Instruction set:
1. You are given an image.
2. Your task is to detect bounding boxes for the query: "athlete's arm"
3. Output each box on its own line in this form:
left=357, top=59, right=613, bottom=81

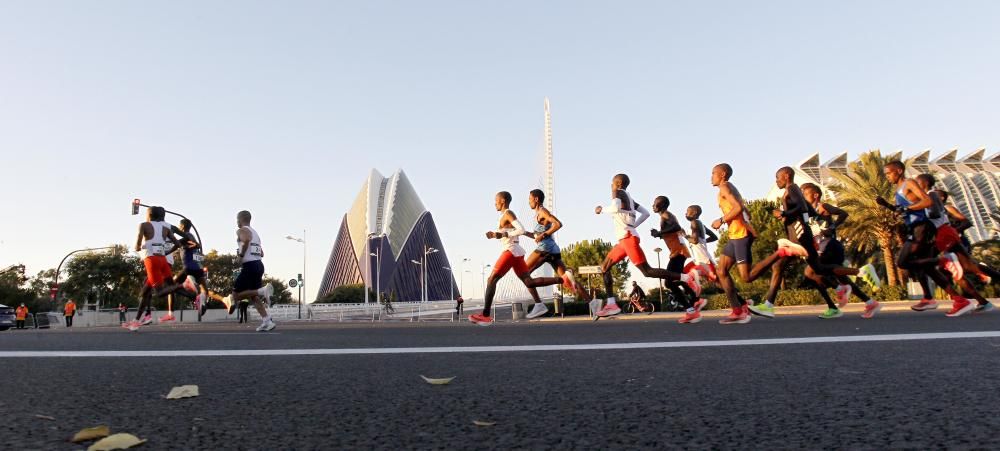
left=945, top=205, right=973, bottom=232
left=237, top=228, right=251, bottom=258
left=715, top=184, right=743, bottom=227
left=780, top=185, right=808, bottom=219
left=634, top=203, right=651, bottom=227
left=135, top=223, right=146, bottom=252
left=535, top=208, right=562, bottom=242
left=904, top=179, right=933, bottom=211
left=704, top=225, right=719, bottom=243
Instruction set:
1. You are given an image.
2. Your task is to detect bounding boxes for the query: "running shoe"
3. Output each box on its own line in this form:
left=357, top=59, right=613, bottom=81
left=256, top=318, right=277, bottom=332
left=678, top=310, right=702, bottom=324
left=818, top=308, right=843, bottom=319
left=128, top=320, right=141, bottom=332
left=911, top=299, right=938, bottom=311
left=945, top=296, right=974, bottom=317
left=140, top=313, right=153, bottom=326
left=978, top=273, right=992, bottom=285
left=747, top=302, right=775, bottom=318
left=589, top=299, right=603, bottom=321
left=684, top=270, right=702, bottom=296
left=974, top=302, right=995, bottom=314
left=159, top=313, right=176, bottom=323
left=224, top=296, right=237, bottom=314
left=835, top=284, right=852, bottom=308
left=258, top=283, right=275, bottom=306
left=858, top=263, right=882, bottom=290
left=939, top=253, right=964, bottom=282
left=776, top=239, right=808, bottom=257
left=693, top=298, right=708, bottom=312
left=468, top=313, right=494, bottom=326
left=719, top=308, right=750, bottom=325
left=596, top=303, right=622, bottom=318
left=526, top=303, right=549, bottom=319
left=861, top=301, right=882, bottom=319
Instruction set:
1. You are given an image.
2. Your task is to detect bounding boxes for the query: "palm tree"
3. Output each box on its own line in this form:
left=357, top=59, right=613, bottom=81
left=827, top=150, right=904, bottom=286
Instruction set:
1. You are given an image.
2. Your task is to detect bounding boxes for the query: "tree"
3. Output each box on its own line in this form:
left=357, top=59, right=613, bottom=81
left=202, top=250, right=242, bottom=297
left=0, top=265, right=38, bottom=312
left=319, top=284, right=372, bottom=304
left=60, top=245, right=144, bottom=309
left=560, top=239, right=631, bottom=298
left=827, top=150, right=903, bottom=286
left=262, top=276, right=294, bottom=304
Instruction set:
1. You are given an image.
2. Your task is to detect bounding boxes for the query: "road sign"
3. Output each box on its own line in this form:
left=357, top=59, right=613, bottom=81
left=578, top=265, right=603, bottom=275
left=288, top=279, right=298, bottom=288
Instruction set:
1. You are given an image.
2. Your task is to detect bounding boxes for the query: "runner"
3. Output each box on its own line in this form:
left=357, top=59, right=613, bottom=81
left=593, top=174, right=701, bottom=320
left=915, top=174, right=994, bottom=313
left=469, top=192, right=571, bottom=326
left=521, top=189, right=590, bottom=319
left=711, top=163, right=758, bottom=325
left=745, top=167, right=853, bottom=320
left=222, top=210, right=276, bottom=331
left=650, top=196, right=707, bottom=324
left=126, top=206, right=183, bottom=331
left=173, top=219, right=212, bottom=318
left=684, top=205, right=718, bottom=283
left=801, top=183, right=883, bottom=319
left=879, top=161, right=972, bottom=317
left=939, top=190, right=1000, bottom=293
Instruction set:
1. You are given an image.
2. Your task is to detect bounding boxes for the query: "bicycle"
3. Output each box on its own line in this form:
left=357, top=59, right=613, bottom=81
left=625, top=294, right=656, bottom=314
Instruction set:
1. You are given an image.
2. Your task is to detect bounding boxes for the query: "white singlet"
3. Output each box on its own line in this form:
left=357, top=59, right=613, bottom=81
left=238, top=226, right=264, bottom=263
left=604, top=191, right=650, bottom=240
left=498, top=209, right=526, bottom=258
left=141, top=221, right=168, bottom=259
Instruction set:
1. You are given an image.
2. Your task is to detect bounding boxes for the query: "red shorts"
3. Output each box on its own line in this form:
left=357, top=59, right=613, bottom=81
left=144, top=256, right=173, bottom=288
left=935, top=224, right=961, bottom=253
left=492, top=251, right=530, bottom=278
left=608, top=234, right=647, bottom=266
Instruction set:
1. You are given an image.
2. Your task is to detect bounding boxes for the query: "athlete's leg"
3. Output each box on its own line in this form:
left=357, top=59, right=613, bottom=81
left=716, top=255, right=742, bottom=309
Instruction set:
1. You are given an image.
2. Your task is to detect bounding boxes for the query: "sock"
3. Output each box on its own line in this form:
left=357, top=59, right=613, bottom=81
left=680, top=274, right=690, bottom=283
left=865, top=299, right=875, bottom=305
left=606, top=297, right=617, bottom=306
left=686, top=307, right=695, bottom=313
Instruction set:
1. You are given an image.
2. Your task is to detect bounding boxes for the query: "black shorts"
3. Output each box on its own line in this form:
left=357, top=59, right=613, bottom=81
left=535, top=251, right=563, bottom=266
left=819, top=239, right=845, bottom=266
left=184, top=267, right=207, bottom=283
left=234, top=260, right=265, bottom=292
left=722, top=237, right=753, bottom=265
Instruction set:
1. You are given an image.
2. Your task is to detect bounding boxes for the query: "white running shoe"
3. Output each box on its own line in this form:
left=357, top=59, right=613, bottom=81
left=526, top=303, right=549, bottom=319
left=256, top=318, right=276, bottom=332
left=776, top=239, right=808, bottom=257
left=258, top=283, right=275, bottom=306
left=589, top=299, right=603, bottom=321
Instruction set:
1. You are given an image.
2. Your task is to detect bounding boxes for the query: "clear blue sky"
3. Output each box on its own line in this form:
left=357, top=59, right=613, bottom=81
left=2, top=1, right=998, bottom=300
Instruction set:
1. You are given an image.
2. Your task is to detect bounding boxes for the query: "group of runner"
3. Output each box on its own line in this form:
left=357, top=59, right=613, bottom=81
left=471, top=160, right=998, bottom=326
left=131, top=207, right=276, bottom=332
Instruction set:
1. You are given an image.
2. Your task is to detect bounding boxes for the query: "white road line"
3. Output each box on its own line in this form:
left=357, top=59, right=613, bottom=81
left=3, top=331, right=1000, bottom=358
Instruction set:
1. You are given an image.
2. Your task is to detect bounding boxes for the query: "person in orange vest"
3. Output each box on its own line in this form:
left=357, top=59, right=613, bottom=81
left=64, top=299, right=76, bottom=327
left=15, top=303, right=29, bottom=329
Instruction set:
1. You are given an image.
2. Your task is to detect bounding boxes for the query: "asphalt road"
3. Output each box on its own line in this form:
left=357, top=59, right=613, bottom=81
left=3, top=310, right=1000, bottom=450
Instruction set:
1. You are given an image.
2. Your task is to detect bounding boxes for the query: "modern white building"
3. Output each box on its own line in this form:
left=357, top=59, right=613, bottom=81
left=766, top=148, right=1000, bottom=244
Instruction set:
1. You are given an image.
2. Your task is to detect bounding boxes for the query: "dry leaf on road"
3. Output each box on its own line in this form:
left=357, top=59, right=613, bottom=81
left=34, top=414, right=56, bottom=421
left=72, top=425, right=110, bottom=443
left=87, top=433, right=146, bottom=451
left=165, top=385, right=199, bottom=400
left=420, top=375, right=455, bottom=385
left=473, top=420, right=496, bottom=427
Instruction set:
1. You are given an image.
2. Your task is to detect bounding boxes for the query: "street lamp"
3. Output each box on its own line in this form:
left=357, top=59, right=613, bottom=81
left=362, top=233, right=377, bottom=304
left=443, top=266, right=453, bottom=301
left=460, top=258, right=470, bottom=298
left=481, top=264, right=492, bottom=301
left=422, top=246, right=439, bottom=302
left=410, top=259, right=423, bottom=302
left=653, top=247, right=663, bottom=307
left=285, top=231, right=306, bottom=319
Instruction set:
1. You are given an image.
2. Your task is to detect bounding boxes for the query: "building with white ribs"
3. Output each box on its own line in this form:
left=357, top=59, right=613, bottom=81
left=766, top=148, right=1000, bottom=244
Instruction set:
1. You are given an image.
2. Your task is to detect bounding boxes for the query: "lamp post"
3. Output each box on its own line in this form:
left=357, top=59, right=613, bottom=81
left=363, top=233, right=376, bottom=304
left=423, top=246, right=439, bottom=302
left=410, top=259, right=423, bottom=302
left=285, top=232, right=306, bottom=319
left=53, top=246, right=118, bottom=302
left=481, top=264, right=492, bottom=301
left=460, top=258, right=470, bottom=297
left=443, top=266, right=453, bottom=300
left=653, top=247, right=663, bottom=307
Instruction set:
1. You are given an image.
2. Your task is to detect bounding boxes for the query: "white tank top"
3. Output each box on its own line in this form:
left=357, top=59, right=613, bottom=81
left=498, top=210, right=525, bottom=257
left=239, top=226, right=264, bottom=263
left=612, top=192, right=638, bottom=240
left=141, top=221, right=168, bottom=259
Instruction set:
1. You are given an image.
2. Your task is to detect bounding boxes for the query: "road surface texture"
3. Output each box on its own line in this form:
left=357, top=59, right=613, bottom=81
left=2, top=309, right=999, bottom=450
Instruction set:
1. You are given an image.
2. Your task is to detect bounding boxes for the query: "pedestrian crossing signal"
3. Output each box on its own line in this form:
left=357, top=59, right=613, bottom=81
left=132, top=199, right=141, bottom=215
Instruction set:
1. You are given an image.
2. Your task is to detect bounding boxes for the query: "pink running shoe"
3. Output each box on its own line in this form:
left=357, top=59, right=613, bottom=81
left=776, top=239, right=808, bottom=257
left=862, top=301, right=881, bottom=319
left=684, top=271, right=702, bottom=297
left=596, top=303, right=622, bottom=318
left=911, top=299, right=939, bottom=311
left=159, top=313, right=176, bottom=323
left=678, top=310, right=702, bottom=324
left=693, top=298, right=708, bottom=312
left=945, top=296, right=974, bottom=317
left=468, top=313, right=494, bottom=326
left=835, top=285, right=852, bottom=308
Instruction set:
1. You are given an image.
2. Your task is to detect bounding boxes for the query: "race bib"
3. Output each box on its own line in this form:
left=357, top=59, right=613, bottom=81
left=147, top=243, right=165, bottom=256
left=249, top=243, right=263, bottom=257
left=193, top=252, right=205, bottom=262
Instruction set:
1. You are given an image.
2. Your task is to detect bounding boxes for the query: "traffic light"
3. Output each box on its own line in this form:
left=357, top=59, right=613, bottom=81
left=132, top=198, right=141, bottom=215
